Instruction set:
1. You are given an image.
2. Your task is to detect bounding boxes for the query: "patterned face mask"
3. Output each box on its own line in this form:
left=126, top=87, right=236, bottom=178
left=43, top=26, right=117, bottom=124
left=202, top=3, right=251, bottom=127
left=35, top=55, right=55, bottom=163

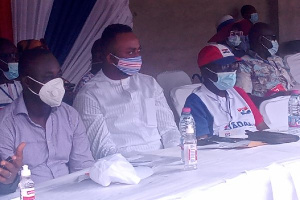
left=110, top=53, right=142, bottom=76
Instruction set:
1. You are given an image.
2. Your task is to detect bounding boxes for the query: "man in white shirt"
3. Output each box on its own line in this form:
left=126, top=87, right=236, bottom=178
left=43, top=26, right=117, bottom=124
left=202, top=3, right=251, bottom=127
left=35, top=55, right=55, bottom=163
left=0, top=38, right=22, bottom=110
left=73, top=24, right=180, bottom=159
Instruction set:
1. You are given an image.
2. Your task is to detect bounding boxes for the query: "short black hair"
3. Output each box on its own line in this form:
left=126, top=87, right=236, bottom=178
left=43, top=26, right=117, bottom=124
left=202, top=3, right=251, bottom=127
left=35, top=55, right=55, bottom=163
left=19, top=48, right=53, bottom=77
left=231, top=22, right=242, bottom=31
left=241, top=5, right=256, bottom=17
left=91, top=38, right=102, bottom=56
left=100, top=24, right=132, bottom=55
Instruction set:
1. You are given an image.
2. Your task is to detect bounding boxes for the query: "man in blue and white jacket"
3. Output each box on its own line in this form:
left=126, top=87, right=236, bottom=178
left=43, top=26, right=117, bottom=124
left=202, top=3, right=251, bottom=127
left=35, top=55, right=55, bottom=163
left=185, top=44, right=268, bottom=139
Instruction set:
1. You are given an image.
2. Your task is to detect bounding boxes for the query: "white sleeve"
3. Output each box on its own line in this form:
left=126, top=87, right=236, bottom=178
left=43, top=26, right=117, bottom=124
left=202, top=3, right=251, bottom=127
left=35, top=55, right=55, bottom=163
left=154, top=81, right=180, bottom=148
left=73, top=93, right=117, bottom=159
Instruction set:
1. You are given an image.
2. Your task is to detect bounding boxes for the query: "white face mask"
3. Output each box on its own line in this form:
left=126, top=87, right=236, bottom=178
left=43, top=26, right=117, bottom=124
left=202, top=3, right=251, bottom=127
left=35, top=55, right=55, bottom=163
left=27, top=76, right=65, bottom=107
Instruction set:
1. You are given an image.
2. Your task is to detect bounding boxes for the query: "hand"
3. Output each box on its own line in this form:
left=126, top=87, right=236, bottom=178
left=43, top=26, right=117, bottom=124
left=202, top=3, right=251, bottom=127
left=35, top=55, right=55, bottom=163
left=0, top=143, right=26, bottom=184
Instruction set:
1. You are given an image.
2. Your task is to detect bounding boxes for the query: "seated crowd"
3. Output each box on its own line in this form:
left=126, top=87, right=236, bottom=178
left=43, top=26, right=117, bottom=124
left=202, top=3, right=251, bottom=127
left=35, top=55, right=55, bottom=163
left=0, top=4, right=298, bottom=195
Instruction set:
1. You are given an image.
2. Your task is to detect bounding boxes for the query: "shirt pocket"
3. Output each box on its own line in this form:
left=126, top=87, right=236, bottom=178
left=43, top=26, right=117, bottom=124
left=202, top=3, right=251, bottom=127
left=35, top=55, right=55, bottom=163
left=143, top=98, right=157, bottom=127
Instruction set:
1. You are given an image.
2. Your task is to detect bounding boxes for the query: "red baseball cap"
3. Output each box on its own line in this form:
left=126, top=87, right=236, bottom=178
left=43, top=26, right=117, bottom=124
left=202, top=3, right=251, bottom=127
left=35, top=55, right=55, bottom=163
left=198, top=44, right=241, bottom=68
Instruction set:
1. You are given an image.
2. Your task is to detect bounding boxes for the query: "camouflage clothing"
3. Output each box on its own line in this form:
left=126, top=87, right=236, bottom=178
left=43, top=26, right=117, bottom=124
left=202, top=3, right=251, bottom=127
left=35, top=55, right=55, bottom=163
left=236, top=50, right=296, bottom=97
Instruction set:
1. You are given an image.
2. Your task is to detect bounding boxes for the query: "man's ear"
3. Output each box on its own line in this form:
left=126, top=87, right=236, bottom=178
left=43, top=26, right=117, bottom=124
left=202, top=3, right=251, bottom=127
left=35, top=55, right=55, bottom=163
left=106, top=54, right=112, bottom=64
left=106, top=53, right=118, bottom=65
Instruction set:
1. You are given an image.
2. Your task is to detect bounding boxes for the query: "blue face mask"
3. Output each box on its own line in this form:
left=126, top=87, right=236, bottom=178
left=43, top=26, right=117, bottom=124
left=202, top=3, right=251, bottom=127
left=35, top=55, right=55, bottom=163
left=261, top=36, right=279, bottom=56
left=228, top=35, right=241, bottom=47
left=207, top=68, right=236, bottom=90
left=110, top=54, right=142, bottom=76
left=250, top=13, right=259, bottom=24
left=0, top=59, right=19, bottom=80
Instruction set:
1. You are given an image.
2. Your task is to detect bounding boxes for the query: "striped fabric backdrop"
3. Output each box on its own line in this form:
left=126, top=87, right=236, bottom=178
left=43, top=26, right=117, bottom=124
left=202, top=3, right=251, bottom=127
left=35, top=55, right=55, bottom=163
left=0, top=0, right=132, bottom=85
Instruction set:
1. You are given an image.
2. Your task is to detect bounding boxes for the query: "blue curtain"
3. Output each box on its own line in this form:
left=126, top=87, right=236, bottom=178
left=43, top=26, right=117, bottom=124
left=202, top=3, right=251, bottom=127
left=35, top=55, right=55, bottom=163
left=44, top=0, right=97, bottom=65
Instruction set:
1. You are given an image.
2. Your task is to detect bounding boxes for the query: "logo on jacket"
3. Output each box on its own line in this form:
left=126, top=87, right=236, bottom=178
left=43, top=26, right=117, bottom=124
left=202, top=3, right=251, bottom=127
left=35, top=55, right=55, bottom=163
left=237, top=106, right=251, bottom=115
left=222, top=48, right=231, bottom=54
left=224, top=121, right=254, bottom=130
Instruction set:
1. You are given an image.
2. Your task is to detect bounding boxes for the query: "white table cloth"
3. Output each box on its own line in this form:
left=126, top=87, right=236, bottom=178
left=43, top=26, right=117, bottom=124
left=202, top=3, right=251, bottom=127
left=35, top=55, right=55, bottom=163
left=2, top=141, right=300, bottom=200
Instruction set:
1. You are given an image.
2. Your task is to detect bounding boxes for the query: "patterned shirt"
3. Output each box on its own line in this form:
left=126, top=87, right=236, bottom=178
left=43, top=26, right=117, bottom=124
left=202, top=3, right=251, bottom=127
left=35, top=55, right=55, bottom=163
left=0, top=95, right=94, bottom=183
left=236, top=50, right=296, bottom=97
left=73, top=70, right=180, bottom=159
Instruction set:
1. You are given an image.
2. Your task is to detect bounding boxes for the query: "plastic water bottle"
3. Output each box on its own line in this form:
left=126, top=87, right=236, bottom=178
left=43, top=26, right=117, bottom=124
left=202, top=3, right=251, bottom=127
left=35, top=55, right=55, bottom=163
left=183, top=124, right=197, bottom=170
left=288, top=90, right=300, bottom=135
left=19, top=165, right=35, bottom=200
left=179, top=107, right=196, bottom=163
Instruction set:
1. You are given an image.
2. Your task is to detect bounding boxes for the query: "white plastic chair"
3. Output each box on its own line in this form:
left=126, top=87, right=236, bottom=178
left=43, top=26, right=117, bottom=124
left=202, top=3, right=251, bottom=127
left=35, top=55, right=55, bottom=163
left=170, top=84, right=202, bottom=118
left=156, top=70, right=192, bottom=123
left=259, top=96, right=290, bottom=131
left=285, top=53, right=300, bottom=83
left=156, top=70, right=192, bottom=99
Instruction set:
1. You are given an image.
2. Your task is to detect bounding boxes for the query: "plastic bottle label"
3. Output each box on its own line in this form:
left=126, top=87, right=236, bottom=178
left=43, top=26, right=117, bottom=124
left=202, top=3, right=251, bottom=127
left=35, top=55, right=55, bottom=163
left=184, top=144, right=197, bottom=165
left=288, top=115, right=300, bottom=127
left=20, top=188, right=35, bottom=200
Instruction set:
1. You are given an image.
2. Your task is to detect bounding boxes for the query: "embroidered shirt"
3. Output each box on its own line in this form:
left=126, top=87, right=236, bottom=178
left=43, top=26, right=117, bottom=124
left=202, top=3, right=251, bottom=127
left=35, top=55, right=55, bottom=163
left=73, top=70, right=180, bottom=159
left=236, top=50, right=296, bottom=97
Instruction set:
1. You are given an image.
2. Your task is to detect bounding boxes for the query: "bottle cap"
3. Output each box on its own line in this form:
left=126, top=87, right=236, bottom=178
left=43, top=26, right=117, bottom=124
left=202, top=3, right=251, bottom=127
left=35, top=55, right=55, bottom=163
left=21, top=165, right=31, bottom=177
left=182, top=107, right=191, bottom=113
left=186, top=124, right=194, bottom=134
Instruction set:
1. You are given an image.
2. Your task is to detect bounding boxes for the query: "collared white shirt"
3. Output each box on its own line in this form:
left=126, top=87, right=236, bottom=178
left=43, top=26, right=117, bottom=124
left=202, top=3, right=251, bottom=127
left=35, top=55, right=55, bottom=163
left=73, top=71, right=180, bottom=159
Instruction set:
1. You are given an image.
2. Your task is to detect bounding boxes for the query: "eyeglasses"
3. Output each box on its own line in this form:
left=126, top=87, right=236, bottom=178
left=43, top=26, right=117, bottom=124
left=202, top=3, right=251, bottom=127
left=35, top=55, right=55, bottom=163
left=230, top=31, right=243, bottom=36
